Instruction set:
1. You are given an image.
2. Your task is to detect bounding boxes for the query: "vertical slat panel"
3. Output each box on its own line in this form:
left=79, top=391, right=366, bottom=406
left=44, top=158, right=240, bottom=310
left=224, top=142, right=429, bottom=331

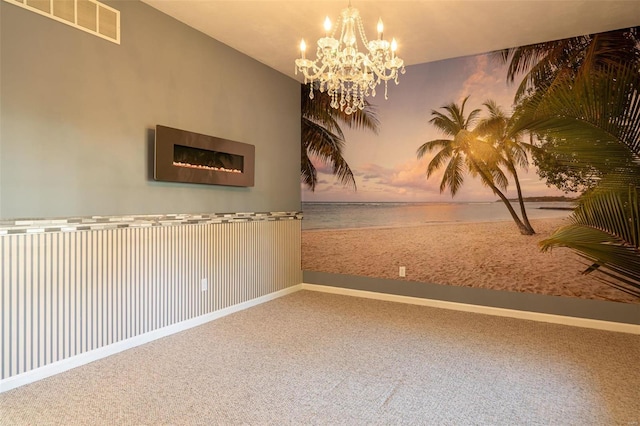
left=36, top=234, right=44, bottom=370
left=93, top=231, right=100, bottom=351
left=157, top=226, right=164, bottom=331
left=0, top=217, right=301, bottom=381
left=2, top=236, right=9, bottom=377
left=107, top=228, right=113, bottom=347
left=124, top=228, right=131, bottom=340
left=147, top=226, right=154, bottom=334
left=52, top=233, right=58, bottom=365
left=101, top=230, right=108, bottom=349
left=17, top=235, right=25, bottom=375
left=132, top=228, right=138, bottom=338
left=115, top=229, right=121, bottom=342
left=24, top=234, right=32, bottom=375
left=165, top=225, right=171, bottom=329
left=80, top=231, right=86, bottom=355
left=71, top=232, right=79, bottom=359
left=11, top=237, right=18, bottom=377
left=61, top=233, right=67, bottom=362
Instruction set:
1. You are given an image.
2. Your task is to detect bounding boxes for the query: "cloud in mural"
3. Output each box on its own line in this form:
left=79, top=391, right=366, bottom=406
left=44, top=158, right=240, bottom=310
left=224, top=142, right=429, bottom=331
left=457, top=54, right=515, bottom=112
left=357, top=157, right=441, bottom=193
left=309, top=159, right=334, bottom=175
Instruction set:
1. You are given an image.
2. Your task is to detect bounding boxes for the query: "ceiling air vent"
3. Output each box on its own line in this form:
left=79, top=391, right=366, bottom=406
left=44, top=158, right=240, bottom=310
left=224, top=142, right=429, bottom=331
left=3, top=0, right=120, bottom=44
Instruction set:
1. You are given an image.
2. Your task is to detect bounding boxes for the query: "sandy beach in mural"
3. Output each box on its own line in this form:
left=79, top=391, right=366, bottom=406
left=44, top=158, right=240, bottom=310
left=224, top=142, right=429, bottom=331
left=302, top=217, right=639, bottom=304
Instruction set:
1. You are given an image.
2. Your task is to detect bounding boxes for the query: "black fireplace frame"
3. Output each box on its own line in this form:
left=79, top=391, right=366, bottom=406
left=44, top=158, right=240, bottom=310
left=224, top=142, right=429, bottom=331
left=154, top=125, right=255, bottom=187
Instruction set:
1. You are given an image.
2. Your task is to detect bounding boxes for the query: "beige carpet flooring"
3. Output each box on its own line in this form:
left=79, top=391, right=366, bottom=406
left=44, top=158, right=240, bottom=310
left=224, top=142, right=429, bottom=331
left=1, top=290, right=639, bottom=425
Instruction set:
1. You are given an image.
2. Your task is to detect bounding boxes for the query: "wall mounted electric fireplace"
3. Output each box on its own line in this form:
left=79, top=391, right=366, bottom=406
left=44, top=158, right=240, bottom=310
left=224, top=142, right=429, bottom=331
left=154, top=125, right=255, bottom=187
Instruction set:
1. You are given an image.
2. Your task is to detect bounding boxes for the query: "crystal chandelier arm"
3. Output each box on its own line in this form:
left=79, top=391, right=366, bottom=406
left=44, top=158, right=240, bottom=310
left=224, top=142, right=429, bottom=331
left=366, top=59, right=404, bottom=81
left=296, top=59, right=331, bottom=82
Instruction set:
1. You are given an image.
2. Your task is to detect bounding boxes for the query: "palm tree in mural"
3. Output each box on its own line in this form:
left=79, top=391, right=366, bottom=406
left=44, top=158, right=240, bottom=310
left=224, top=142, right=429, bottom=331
left=496, top=28, right=638, bottom=195
left=417, top=96, right=535, bottom=235
left=512, top=61, right=640, bottom=297
left=475, top=100, right=536, bottom=233
left=506, top=30, right=640, bottom=297
left=497, top=26, right=640, bottom=102
left=301, top=84, right=379, bottom=191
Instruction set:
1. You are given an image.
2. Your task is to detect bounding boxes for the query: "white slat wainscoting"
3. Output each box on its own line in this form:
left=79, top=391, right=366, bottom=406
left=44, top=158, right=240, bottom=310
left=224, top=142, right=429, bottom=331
left=1, top=213, right=301, bottom=387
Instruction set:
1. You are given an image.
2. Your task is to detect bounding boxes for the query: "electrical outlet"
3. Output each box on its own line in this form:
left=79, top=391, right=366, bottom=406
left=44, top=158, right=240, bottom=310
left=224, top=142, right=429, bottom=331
left=399, top=266, right=406, bottom=277
left=201, top=278, right=208, bottom=291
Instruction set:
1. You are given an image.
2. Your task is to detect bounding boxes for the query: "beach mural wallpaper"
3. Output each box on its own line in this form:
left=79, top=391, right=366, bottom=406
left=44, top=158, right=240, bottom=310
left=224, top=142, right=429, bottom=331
left=301, top=26, right=640, bottom=305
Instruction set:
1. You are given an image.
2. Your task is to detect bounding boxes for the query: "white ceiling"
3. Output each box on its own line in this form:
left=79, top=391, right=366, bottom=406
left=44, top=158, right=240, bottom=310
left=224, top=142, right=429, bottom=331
left=141, top=0, right=640, bottom=80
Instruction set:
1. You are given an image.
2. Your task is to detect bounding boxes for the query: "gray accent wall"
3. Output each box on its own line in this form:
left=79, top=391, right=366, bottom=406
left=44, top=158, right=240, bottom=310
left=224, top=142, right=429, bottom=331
left=304, top=271, right=640, bottom=325
left=0, top=0, right=300, bottom=219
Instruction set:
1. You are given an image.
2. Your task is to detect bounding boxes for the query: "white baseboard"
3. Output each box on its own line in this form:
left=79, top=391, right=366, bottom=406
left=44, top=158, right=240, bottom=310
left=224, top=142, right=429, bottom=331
left=3, top=282, right=637, bottom=393
left=0, top=285, right=300, bottom=394
left=300, top=283, right=640, bottom=335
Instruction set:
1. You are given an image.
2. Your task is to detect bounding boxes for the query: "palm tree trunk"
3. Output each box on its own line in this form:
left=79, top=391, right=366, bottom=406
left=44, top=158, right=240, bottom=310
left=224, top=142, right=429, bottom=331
left=493, top=184, right=536, bottom=235
left=510, top=164, right=536, bottom=234
left=471, top=159, right=535, bottom=235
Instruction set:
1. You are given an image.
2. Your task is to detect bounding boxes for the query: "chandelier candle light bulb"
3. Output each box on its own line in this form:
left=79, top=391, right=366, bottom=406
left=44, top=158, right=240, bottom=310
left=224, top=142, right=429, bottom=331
left=300, top=39, right=306, bottom=59
left=295, top=2, right=405, bottom=114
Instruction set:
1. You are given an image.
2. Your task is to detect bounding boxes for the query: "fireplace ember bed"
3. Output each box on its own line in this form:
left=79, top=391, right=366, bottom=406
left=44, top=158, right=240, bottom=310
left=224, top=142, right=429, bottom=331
left=154, top=125, right=255, bottom=187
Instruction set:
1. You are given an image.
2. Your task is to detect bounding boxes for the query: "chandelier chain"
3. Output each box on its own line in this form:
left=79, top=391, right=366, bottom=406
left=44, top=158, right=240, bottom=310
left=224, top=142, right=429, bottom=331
left=356, top=15, right=369, bottom=47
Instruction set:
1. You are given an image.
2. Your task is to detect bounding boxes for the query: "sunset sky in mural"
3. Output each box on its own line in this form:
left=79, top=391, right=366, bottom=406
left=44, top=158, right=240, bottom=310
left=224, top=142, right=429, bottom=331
left=302, top=53, right=568, bottom=203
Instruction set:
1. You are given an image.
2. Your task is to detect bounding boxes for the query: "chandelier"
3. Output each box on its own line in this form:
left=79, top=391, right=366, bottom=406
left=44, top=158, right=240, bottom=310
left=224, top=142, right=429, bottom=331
left=295, top=2, right=405, bottom=115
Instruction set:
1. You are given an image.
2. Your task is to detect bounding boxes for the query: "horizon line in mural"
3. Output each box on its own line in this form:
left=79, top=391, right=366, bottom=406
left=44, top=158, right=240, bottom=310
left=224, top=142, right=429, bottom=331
left=301, top=200, right=573, bottom=231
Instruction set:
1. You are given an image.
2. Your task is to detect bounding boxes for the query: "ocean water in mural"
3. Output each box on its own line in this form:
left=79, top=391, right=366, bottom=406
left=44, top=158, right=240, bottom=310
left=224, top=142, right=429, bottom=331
left=302, top=201, right=572, bottom=230
left=301, top=26, right=640, bottom=304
